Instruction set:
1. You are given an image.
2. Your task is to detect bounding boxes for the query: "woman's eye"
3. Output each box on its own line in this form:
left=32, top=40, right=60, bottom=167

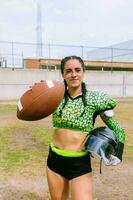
left=76, top=69, right=81, bottom=72
left=66, top=70, right=71, bottom=74
left=65, top=68, right=82, bottom=74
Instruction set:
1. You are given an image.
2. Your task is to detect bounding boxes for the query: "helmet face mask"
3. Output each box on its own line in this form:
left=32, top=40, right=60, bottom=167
left=85, top=127, right=117, bottom=159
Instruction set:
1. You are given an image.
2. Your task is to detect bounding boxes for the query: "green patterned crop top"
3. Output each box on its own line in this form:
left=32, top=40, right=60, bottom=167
left=52, top=90, right=116, bottom=134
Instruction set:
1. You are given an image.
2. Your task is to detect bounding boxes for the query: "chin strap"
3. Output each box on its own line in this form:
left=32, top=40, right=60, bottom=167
left=100, top=158, right=102, bottom=174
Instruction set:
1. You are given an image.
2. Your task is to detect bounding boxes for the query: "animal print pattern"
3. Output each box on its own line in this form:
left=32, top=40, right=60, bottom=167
left=52, top=90, right=124, bottom=143
left=104, top=117, right=125, bottom=143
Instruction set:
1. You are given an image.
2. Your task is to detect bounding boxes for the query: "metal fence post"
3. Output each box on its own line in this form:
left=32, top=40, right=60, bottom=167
left=81, top=46, right=84, bottom=59
left=11, top=41, right=14, bottom=67
left=122, top=74, right=126, bottom=96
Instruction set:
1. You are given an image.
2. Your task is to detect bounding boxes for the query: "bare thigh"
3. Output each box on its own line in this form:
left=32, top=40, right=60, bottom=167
left=70, top=172, right=93, bottom=200
left=46, top=166, right=69, bottom=200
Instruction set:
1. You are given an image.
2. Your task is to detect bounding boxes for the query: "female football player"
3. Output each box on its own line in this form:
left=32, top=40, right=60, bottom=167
left=46, top=56, right=125, bottom=200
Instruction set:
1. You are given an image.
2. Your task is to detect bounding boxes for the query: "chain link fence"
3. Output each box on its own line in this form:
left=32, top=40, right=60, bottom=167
left=1, top=41, right=133, bottom=68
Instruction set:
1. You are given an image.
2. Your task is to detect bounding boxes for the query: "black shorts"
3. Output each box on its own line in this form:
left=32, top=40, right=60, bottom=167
left=47, top=147, right=92, bottom=180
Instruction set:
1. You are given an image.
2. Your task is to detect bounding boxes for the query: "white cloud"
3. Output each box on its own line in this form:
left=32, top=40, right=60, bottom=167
left=0, top=0, right=133, bottom=46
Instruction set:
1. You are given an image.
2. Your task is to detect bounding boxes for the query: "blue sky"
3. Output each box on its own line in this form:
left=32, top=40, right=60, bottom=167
left=0, top=0, right=133, bottom=47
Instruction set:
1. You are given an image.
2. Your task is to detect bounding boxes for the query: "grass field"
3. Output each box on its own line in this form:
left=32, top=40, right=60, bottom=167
left=0, top=99, right=133, bottom=200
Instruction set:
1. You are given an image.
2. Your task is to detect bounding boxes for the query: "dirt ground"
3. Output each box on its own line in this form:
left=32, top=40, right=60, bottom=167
left=0, top=99, right=133, bottom=200
left=0, top=158, right=132, bottom=200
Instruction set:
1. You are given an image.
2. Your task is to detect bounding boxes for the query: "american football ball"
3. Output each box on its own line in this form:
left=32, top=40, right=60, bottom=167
left=17, top=80, right=65, bottom=121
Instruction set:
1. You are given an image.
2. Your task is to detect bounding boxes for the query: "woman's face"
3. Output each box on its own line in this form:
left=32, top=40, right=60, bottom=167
left=62, top=59, right=84, bottom=89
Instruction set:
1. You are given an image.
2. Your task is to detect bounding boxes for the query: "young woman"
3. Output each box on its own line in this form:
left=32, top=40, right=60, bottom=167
left=46, top=56, right=125, bottom=200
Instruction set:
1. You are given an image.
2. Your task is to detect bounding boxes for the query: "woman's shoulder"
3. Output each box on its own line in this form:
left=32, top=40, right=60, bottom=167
left=86, top=89, right=113, bottom=98
left=86, top=90, right=106, bottom=98
left=86, top=90, right=116, bottom=107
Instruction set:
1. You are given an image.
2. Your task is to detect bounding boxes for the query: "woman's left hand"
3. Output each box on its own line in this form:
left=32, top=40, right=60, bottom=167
left=100, top=149, right=121, bottom=166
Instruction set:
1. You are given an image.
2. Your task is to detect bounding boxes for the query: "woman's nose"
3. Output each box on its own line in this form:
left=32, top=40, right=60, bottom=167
left=71, top=71, right=77, bottom=77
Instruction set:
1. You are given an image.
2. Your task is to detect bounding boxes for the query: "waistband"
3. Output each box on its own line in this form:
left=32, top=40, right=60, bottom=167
left=50, top=143, right=88, bottom=157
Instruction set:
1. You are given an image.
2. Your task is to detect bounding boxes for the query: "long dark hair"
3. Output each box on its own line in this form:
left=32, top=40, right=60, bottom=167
left=60, top=56, right=87, bottom=117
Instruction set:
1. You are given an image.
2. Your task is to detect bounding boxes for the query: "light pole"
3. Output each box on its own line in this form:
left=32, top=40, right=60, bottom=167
left=34, top=0, right=43, bottom=57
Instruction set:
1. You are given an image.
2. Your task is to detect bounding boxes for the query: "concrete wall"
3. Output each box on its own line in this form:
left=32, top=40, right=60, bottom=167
left=0, top=68, right=133, bottom=100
